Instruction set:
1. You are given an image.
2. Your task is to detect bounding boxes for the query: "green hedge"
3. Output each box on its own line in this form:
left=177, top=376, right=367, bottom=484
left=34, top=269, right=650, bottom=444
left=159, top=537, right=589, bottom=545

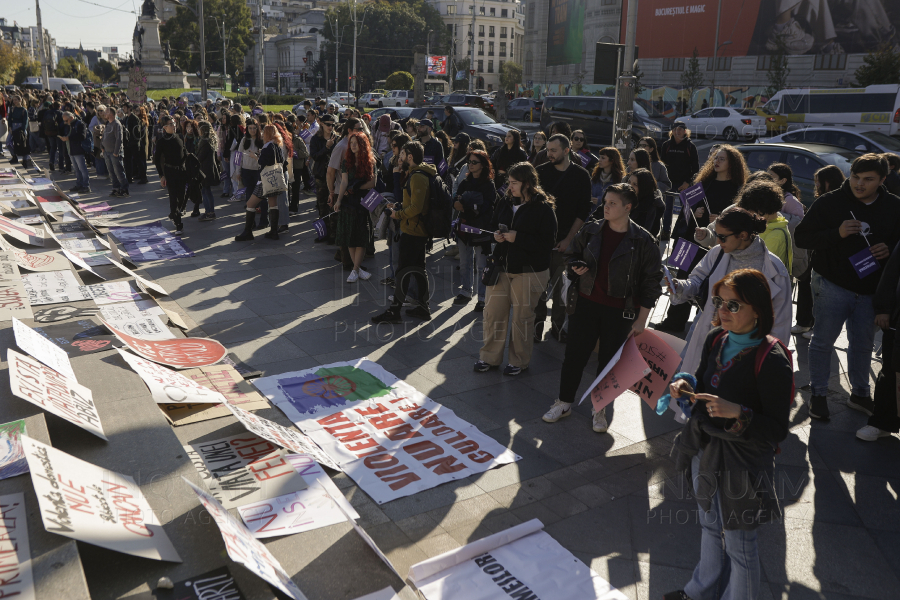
left=232, top=94, right=306, bottom=106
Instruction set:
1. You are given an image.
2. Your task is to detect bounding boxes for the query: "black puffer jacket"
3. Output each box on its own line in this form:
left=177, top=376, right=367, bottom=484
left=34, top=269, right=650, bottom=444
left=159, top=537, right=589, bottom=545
left=565, top=218, right=663, bottom=314
left=632, top=189, right=666, bottom=239
left=455, top=176, right=496, bottom=245
left=489, top=195, right=558, bottom=274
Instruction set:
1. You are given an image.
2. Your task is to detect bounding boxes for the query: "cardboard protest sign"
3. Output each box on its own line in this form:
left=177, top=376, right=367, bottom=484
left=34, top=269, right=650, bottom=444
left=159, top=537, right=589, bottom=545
left=22, top=437, right=180, bottom=561
left=59, top=238, right=106, bottom=253
left=159, top=364, right=269, bottom=426
left=21, top=271, right=92, bottom=305
left=104, top=320, right=226, bottom=368
left=32, top=305, right=101, bottom=324
left=630, top=330, right=685, bottom=408
left=49, top=221, right=91, bottom=234
left=0, top=238, right=69, bottom=272
left=40, top=202, right=71, bottom=214
left=408, top=519, right=628, bottom=600
left=32, top=318, right=119, bottom=357
left=237, top=453, right=358, bottom=538
left=256, top=360, right=520, bottom=504
left=99, top=299, right=166, bottom=321
left=0, top=493, right=35, bottom=600
left=117, top=349, right=226, bottom=404
left=105, top=258, right=169, bottom=296
left=125, top=566, right=248, bottom=600
left=7, top=349, right=106, bottom=440
left=78, top=202, right=111, bottom=213
left=0, top=215, right=44, bottom=246
left=584, top=336, right=650, bottom=412
left=224, top=403, right=341, bottom=471
left=0, top=254, right=34, bottom=321
left=12, top=317, right=77, bottom=380
left=352, top=589, right=402, bottom=600
left=184, top=433, right=308, bottom=509
left=668, top=238, right=701, bottom=271
left=86, top=281, right=142, bottom=305
left=60, top=249, right=106, bottom=280
left=102, top=313, right=173, bottom=340
left=182, top=479, right=308, bottom=599
left=0, top=420, right=28, bottom=481
left=218, top=353, right=263, bottom=379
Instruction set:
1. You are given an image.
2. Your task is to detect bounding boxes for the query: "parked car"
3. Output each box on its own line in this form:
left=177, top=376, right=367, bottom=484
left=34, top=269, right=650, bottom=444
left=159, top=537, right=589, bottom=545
left=540, top=95, right=671, bottom=146
left=764, top=126, right=900, bottom=156
left=360, top=93, right=384, bottom=108
left=385, top=90, right=413, bottom=106
left=368, top=107, right=415, bottom=122
left=328, top=92, right=352, bottom=106
left=443, top=93, right=491, bottom=111
left=736, top=142, right=860, bottom=205
left=409, top=106, right=517, bottom=151
left=179, top=90, right=225, bottom=104
left=680, top=107, right=766, bottom=141
left=507, top=98, right=543, bottom=122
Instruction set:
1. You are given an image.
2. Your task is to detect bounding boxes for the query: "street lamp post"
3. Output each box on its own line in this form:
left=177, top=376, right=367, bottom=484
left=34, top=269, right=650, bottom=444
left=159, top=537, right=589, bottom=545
left=213, top=17, right=234, bottom=91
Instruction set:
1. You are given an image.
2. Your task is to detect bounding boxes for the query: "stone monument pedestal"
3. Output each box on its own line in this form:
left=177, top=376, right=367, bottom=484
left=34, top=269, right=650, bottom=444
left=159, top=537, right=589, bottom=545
left=120, top=15, right=189, bottom=90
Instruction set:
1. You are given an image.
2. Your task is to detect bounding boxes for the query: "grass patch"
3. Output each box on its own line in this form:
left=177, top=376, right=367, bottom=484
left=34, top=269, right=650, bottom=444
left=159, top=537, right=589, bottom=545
left=147, top=88, right=237, bottom=100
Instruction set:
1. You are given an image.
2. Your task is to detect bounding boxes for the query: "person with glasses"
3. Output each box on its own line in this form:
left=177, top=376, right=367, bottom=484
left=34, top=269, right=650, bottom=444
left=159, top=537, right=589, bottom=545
left=637, top=137, right=671, bottom=193
left=590, top=147, right=626, bottom=209
left=453, top=150, right=497, bottom=311
left=669, top=206, right=791, bottom=378
left=664, top=268, right=792, bottom=600
left=153, top=115, right=188, bottom=234
left=491, top=129, right=528, bottom=188
left=570, top=129, right=598, bottom=172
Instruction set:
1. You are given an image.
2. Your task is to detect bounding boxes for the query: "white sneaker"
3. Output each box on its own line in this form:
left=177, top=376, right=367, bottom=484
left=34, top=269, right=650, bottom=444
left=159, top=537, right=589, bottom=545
left=856, top=425, right=892, bottom=442
left=765, top=18, right=814, bottom=54
left=542, top=399, right=573, bottom=423
left=347, top=270, right=359, bottom=283
left=802, top=330, right=813, bottom=339
left=791, top=325, right=811, bottom=335
left=358, top=269, right=371, bottom=281
left=592, top=408, right=609, bottom=433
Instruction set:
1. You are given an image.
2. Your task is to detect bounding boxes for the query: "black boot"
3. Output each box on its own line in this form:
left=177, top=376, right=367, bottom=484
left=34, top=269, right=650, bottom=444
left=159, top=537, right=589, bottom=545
left=264, top=209, right=280, bottom=240
left=235, top=209, right=256, bottom=241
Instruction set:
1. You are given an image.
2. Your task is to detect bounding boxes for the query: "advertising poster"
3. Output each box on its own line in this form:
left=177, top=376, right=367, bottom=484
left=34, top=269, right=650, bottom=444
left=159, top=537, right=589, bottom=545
left=117, top=349, right=227, bottom=405
left=546, top=0, right=585, bottom=66
left=23, top=437, right=180, bottom=561
left=0, top=493, right=35, bottom=600
left=183, top=479, right=308, bottom=600
left=32, top=318, right=120, bottom=357
left=0, top=420, right=28, bottom=481
left=183, top=432, right=308, bottom=509
left=104, top=320, right=227, bottom=368
left=426, top=55, right=448, bottom=76
left=7, top=349, right=107, bottom=440
left=255, top=360, right=520, bottom=504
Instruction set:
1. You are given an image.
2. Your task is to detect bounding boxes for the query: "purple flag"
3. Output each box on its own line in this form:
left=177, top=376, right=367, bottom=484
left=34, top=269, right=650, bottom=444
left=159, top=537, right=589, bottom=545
left=578, top=152, right=590, bottom=168
left=361, top=189, right=385, bottom=212
left=438, top=159, right=448, bottom=176
left=458, top=222, right=482, bottom=234
left=850, top=247, right=879, bottom=278
left=679, top=182, right=707, bottom=221
left=313, top=218, right=327, bottom=240
left=668, top=238, right=701, bottom=271
left=498, top=184, right=509, bottom=196
left=423, top=156, right=435, bottom=165
left=299, top=129, right=312, bottom=141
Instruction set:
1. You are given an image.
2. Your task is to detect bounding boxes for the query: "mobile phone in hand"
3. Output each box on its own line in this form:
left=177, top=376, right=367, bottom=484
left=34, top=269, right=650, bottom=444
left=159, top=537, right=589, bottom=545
left=569, top=259, right=588, bottom=269
left=499, top=224, right=509, bottom=233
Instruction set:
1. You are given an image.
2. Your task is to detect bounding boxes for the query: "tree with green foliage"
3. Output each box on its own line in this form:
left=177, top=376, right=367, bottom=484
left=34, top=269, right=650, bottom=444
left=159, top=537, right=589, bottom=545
left=499, top=61, right=522, bottom=92
left=0, top=41, right=39, bottom=85
left=680, top=47, right=704, bottom=115
left=322, top=0, right=448, bottom=89
left=161, top=0, right=253, bottom=75
left=385, top=71, right=414, bottom=91
left=93, top=59, right=117, bottom=83
left=765, top=45, right=790, bottom=98
left=56, top=56, right=100, bottom=82
left=854, top=43, right=900, bottom=87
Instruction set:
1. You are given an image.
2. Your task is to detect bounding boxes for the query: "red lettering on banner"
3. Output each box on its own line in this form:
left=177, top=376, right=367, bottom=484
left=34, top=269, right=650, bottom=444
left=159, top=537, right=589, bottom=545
left=104, top=481, right=153, bottom=538
left=452, top=440, right=480, bottom=454
left=381, top=471, right=421, bottom=490
left=345, top=438, right=380, bottom=453
left=407, top=408, right=432, bottom=420
left=383, top=423, right=423, bottom=440
left=318, top=413, right=351, bottom=426
left=333, top=429, right=369, bottom=443
left=388, top=397, right=410, bottom=404
left=355, top=444, right=387, bottom=457
left=368, top=413, right=404, bottom=429
left=373, top=465, right=409, bottom=477
left=444, top=431, right=467, bottom=444
left=363, top=454, right=399, bottom=469
left=324, top=422, right=358, bottom=434
left=423, top=456, right=467, bottom=475
left=431, top=427, right=455, bottom=436
left=355, top=403, right=388, bottom=416
left=420, top=415, right=445, bottom=429
left=248, top=457, right=294, bottom=481
left=403, top=440, right=444, bottom=461
left=469, top=450, right=495, bottom=463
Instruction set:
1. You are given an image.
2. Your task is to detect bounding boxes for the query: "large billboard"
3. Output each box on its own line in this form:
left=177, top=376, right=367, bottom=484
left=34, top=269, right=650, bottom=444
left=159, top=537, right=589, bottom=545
left=620, top=0, right=900, bottom=58
left=427, top=55, right=448, bottom=76
left=546, top=0, right=586, bottom=66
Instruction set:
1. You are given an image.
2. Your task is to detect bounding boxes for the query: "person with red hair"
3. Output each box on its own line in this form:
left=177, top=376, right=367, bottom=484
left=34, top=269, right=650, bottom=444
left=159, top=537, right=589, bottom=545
left=334, top=131, right=376, bottom=281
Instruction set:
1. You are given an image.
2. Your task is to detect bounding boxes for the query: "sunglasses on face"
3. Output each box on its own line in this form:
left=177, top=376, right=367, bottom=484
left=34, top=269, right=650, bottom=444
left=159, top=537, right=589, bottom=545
left=714, top=231, right=735, bottom=243
left=572, top=137, right=585, bottom=141
left=468, top=160, right=482, bottom=166
left=711, top=296, right=744, bottom=313
left=639, top=144, right=649, bottom=149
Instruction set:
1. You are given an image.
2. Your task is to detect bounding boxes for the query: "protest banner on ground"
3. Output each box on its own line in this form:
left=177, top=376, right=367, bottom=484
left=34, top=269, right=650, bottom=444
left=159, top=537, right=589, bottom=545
left=23, top=437, right=180, bottom=561
left=99, top=299, right=166, bottom=321
left=32, top=318, right=119, bottom=357
left=7, top=349, right=106, bottom=440
left=103, top=313, right=174, bottom=341
left=0, top=253, right=34, bottom=321
left=183, top=432, right=308, bottom=509
left=32, top=305, right=100, bottom=324
left=408, top=519, right=628, bottom=600
left=21, top=271, right=92, bottom=306
left=12, top=317, right=77, bottom=380
left=126, top=566, right=248, bottom=600
left=224, top=403, right=341, bottom=472
left=352, top=589, right=402, bottom=600
left=105, top=257, right=169, bottom=296
left=159, top=364, right=269, bottom=426
left=237, top=453, right=358, bottom=538
left=104, top=320, right=226, bottom=368
left=0, top=237, right=68, bottom=272
left=0, top=493, right=35, bottom=600
left=118, top=349, right=227, bottom=405
left=182, top=479, right=308, bottom=599
left=0, top=215, right=44, bottom=245
left=0, top=420, right=28, bottom=481
left=86, top=281, right=142, bottom=305
left=60, top=249, right=106, bottom=280
left=255, top=360, right=521, bottom=504
left=108, top=222, right=194, bottom=261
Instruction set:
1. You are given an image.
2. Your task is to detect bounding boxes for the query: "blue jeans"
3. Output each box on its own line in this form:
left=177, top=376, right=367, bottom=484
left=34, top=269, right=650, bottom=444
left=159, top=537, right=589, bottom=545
left=458, top=239, right=488, bottom=302
left=809, top=270, right=876, bottom=397
left=47, top=137, right=60, bottom=168
left=95, top=152, right=108, bottom=177
left=201, top=185, right=215, bottom=214
left=221, top=156, right=233, bottom=195
left=71, top=154, right=90, bottom=189
left=105, top=152, right=128, bottom=192
left=685, top=454, right=761, bottom=600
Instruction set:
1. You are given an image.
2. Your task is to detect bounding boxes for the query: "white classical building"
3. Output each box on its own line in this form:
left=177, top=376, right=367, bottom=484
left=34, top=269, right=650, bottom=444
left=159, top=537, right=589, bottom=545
left=244, top=8, right=326, bottom=92
left=427, top=0, right=525, bottom=91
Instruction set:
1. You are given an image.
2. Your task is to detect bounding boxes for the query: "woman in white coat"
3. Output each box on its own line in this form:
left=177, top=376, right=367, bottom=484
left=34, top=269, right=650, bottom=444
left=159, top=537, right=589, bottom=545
left=670, top=205, right=792, bottom=376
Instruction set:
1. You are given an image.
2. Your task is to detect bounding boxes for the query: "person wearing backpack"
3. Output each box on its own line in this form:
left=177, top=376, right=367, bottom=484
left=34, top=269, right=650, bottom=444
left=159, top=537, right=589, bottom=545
left=663, top=268, right=793, bottom=600
left=43, top=101, right=62, bottom=171
left=372, top=141, right=436, bottom=324
left=61, top=112, right=92, bottom=193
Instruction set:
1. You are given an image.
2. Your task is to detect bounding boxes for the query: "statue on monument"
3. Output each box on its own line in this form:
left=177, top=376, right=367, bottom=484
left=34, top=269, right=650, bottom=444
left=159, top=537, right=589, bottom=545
left=133, top=22, right=145, bottom=61
left=141, top=0, right=158, bottom=19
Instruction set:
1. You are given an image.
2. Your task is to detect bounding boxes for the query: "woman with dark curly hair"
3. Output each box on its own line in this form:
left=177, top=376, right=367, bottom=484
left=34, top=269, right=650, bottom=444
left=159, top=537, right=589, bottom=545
left=182, top=119, right=201, bottom=155
left=334, top=132, right=376, bottom=282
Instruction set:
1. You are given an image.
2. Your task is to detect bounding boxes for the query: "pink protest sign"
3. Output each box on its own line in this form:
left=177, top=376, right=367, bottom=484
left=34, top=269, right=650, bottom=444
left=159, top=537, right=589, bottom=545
left=630, top=329, right=684, bottom=409
left=587, top=336, right=651, bottom=412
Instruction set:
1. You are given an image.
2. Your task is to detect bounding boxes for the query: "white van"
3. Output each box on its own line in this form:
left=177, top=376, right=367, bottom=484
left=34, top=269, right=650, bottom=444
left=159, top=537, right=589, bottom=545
left=48, top=78, right=86, bottom=93
left=764, top=85, right=900, bottom=137
left=386, top=90, right=412, bottom=107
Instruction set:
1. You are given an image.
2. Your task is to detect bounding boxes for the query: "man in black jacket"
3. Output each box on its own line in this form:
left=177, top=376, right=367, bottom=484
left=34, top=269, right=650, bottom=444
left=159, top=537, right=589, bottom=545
left=309, top=114, right=338, bottom=243
left=417, top=119, right=444, bottom=166
left=123, top=103, right=139, bottom=183
left=795, top=154, right=900, bottom=420
left=442, top=106, right=464, bottom=138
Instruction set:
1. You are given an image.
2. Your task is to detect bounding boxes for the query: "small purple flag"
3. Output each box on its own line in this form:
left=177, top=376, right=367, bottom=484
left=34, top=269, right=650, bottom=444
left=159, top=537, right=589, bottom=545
left=299, top=129, right=312, bottom=141
left=679, top=182, right=707, bottom=222
left=668, top=238, right=701, bottom=271
left=423, top=156, right=435, bottom=165
left=459, top=222, right=482, bottom=234
left=438, top=159, right=448, bottom=176
left=313, top=218, right=327, bottom=240
left=361, top=189, right=385, bottom=212
left=498, top=184, right=509, bottom=196
left=850, top=247, right=879, bottom=278
left=578, top=152, right=590, bottom=168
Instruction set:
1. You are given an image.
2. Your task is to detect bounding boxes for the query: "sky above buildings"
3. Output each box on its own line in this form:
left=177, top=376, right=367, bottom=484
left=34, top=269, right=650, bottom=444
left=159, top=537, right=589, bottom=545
left=7, top=0, right=142, bottom=55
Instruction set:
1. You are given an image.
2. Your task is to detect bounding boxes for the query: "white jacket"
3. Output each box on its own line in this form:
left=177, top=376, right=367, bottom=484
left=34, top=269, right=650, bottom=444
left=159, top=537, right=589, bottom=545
left=671, top=237, right=792, bottom=376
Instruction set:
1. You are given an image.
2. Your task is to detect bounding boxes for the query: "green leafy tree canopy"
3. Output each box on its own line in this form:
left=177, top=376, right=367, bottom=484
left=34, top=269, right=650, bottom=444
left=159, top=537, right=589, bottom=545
left=93, top=59, right=117, bottom=83
left=854, top=43, right=900, bottom=87
left=385, top=71, right=414, bottom=90
left=56, top=56, right=100, bottom=82
left=160, top=0, right=253, bottom=76
left=499, top=61, right=522, bottom=92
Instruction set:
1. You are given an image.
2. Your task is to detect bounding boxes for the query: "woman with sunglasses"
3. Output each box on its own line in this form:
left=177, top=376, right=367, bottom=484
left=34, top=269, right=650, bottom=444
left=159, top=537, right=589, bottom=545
left=571, top=130, right=598, bottom=172
left=664, top=268, right=792, bottom=600
left=637, top=137, right=671, bottom=193
left=453, top=150, right=497, bottom=311
left=490, top=129, right=528, bottom=188
left=590, top=147, right=626, bottom=208
left=669, top=206, right=791, bottom=377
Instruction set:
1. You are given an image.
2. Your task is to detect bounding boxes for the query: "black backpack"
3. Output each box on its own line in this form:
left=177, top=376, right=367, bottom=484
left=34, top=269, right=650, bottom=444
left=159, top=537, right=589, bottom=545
left=43, top=112, right=59, bottom=136
left=409, top=170, right=452, bottom=239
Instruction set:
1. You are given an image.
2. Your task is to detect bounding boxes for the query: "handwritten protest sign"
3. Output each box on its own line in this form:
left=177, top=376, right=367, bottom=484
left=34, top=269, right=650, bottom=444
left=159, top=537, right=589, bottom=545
left=630, top=330, right=685, bottom=408
left=224, top=402, right=341, bottom=471
left=182, top=479, right=308, bottom=599
left=7, top=349, right=106, bottom=440
left=159, top=365, right=270, bottom=426
left=86, top=281, right=142, bottom=305
left=0, top=215, right=44, bottom=246
left=104, top=320, right=226, bottom=368
left=105, top=258, right=169, bottom=295
left=183, top=432, right=308, bottom=509
left=99, top=299, right=165, bottom=321
left=256, top=360, right=520, bottom=504
left=0, top=493, right=35, bottom=600
left=60, top=249, right=106, bottom=280
left=0, top=254, right=33, bottom=321
left=0, top=237, right=67, bottom=272
left=32, top=319, right=119, bottom=357
left=0, top=420, right=28, bottom=481
left=117, top=349, right=227, bottom=405
left=126, top=566, right=248, bottom=600
left=23, top=437, right=180, bottom=561
left=103, top=314, right=173, bottom=341
left=586, top=337, right=651, bottom=412
left=237, top=453, right=358, bottom=538
left=12, top=317, right=77, bottom=380
left=21, top=271, right=92, bottom=306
